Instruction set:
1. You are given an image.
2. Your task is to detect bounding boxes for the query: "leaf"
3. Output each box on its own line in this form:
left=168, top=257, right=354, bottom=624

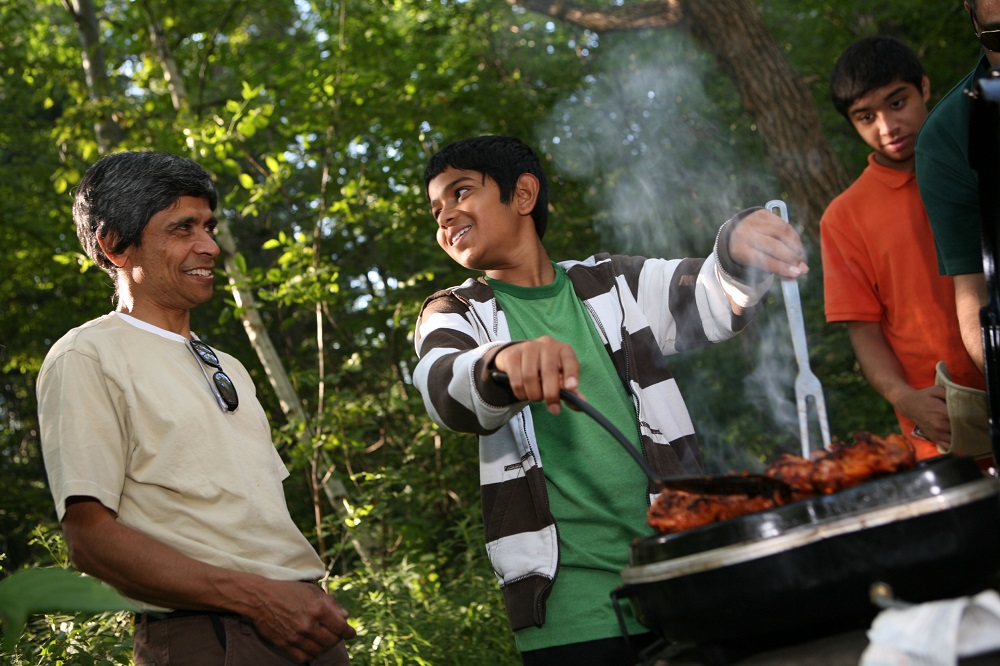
left=238, top=173, right=254, bottom=189
left=234, top=252, right=247, bottom=274
left=0, top=568, right=138, bottom=652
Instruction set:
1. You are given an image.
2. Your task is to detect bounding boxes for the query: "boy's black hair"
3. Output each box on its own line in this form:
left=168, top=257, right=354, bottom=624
left=424, top=135, right=550, bottom=239
left=73, top=150, right=218, bottom=279
left=830, top=36, right=926, bottom=119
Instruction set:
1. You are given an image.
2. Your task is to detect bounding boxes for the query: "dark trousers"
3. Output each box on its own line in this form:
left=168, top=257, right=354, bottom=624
left=133, top=612, right=350, bottom=665
left=520, top=633, right=659, bottom=666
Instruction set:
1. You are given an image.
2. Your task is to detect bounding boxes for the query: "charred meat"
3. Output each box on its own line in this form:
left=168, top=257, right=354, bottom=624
left=648, top=433, right=917, bottom=534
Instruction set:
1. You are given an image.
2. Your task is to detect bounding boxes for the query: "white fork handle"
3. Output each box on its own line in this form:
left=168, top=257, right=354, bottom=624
left=767, top=200, right=811, bottom=370
left=766, top=199, right=832, bottom=456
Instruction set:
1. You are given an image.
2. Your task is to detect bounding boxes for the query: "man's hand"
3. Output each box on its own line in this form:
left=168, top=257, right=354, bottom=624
left=895, top=384, right=951, bottom=446
left=729, top=208, right=809, bottom=279
left=492, top=336, right=580, bottom=414
left=243, top=579, right=356, bottom=663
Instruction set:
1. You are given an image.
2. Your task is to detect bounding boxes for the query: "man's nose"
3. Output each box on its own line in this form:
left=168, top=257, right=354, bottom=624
left=197, top=231, right=221, bottom=257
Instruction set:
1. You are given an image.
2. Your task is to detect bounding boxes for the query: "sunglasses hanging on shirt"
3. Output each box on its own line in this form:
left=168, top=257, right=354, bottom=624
left=189, top=339, right=239, bottom=412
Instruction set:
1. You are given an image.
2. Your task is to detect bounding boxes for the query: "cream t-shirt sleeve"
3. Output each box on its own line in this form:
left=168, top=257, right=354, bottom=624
left=38, top=345, right=130, bottom=521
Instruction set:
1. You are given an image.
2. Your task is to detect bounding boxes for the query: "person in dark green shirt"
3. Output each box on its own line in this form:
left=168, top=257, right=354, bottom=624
left=916, top=0, right=1000, bottom=374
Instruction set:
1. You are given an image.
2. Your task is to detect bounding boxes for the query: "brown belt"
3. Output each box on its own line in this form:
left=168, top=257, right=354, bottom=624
left=134, top=609, right=238, bottom=623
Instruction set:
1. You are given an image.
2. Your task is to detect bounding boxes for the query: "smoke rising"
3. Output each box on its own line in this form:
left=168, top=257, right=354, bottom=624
left=538, top=32, right=779, bottom=256
left=537, top=32, right=816, bottom=469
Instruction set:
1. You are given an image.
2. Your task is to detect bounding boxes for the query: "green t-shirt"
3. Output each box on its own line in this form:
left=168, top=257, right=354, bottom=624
left=487, top=264, right=652, bottom=652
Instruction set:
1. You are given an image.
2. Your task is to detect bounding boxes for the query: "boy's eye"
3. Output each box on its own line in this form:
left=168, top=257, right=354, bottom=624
left=455, top=187, right=470, bottom=199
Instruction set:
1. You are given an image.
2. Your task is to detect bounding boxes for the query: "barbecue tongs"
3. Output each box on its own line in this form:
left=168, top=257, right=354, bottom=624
left=491, top=370, right=792, bottom=498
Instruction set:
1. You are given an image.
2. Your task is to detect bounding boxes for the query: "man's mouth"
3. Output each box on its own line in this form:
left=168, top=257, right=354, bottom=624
left=451, top=226, right=471, bottom=246
left=184, top=268, right=214, bottom=277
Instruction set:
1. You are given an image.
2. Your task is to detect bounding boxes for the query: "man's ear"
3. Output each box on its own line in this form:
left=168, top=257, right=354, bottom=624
left=96, top=231, right=128, bottom=268
left=513, top=173, right=540, bottom=216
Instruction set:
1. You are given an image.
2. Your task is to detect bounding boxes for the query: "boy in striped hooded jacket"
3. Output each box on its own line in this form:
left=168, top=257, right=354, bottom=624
left=413, top=135, right=808, bottom=665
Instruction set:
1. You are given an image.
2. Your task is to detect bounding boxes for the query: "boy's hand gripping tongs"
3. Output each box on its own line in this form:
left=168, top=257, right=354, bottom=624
left=766, top=199, right=831, bottom=457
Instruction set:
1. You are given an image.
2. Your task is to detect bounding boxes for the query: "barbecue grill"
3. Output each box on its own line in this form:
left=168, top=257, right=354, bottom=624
left=616, top=67, right=1000, bottom=666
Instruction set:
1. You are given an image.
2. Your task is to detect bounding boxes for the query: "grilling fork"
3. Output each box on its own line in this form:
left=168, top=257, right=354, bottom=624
left=766, top=199, right=831, bottom=457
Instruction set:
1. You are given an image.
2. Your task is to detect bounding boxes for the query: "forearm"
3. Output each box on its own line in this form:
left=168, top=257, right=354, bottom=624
left=62, top=497, right=354, bottom=662
left=846, top=322, right=913, bottom=406
left=414, top=340, right=523, bottom=433
left=954, top=273, right=987, bottom=373
left=62, top=499, right=269, bottom=614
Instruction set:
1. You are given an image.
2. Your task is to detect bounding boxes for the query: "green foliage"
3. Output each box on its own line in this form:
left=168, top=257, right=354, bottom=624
left=337, top=519, right=519, bottom=666
left=0, top=546, right=134, bottom=664
left=0, top=567, right=137, bottom=653
left=4, top=611, right=134, bottom=666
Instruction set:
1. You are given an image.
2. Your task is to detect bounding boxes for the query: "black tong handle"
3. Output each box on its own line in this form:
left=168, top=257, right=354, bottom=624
left=490, top=369, right=791, bottom=497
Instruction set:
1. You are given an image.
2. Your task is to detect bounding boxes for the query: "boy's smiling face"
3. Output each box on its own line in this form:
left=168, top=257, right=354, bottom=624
left=428, top=167, right=528, bottom=272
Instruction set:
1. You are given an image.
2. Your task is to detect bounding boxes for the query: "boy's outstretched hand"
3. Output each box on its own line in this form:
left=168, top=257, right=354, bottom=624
left=492, top=336, right=581, bottom=415
left=729, top=208, right=810, bottom=279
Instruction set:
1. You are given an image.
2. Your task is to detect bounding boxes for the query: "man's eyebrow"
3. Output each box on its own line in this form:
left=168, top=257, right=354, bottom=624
left=167, top=214, right=218, bottom=228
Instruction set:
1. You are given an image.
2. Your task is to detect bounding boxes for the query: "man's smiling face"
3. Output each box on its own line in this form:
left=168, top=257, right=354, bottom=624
left=116, top=195, right=220, bottom=316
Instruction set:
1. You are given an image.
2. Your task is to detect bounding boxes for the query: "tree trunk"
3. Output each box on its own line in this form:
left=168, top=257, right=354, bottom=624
left=61, top=0, right=125, bottom=151
left=508, top=0, right=852, bottom=237
left=139, top=0, right=189, bottom=112
left=681, top=0, right=850, bottom=236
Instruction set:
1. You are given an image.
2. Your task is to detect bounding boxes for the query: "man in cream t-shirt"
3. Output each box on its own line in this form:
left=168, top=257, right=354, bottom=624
left=37, top=150, right=355, bottom=665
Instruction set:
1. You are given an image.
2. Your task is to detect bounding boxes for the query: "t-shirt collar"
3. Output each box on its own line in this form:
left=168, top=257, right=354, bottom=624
left=112, top=311, right=192, bottom=344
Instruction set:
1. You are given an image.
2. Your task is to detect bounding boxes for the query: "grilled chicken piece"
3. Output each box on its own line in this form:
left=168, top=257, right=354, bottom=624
left=812, top=432, right=916, bottom=494
left=647, top=490, right=779, bottom=535
left=647, top=432, right=917, bottom=534
left=763, top=453, right=816, bottom=500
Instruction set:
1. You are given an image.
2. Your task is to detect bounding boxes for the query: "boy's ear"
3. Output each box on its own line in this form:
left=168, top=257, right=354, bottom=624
left=921, top=74, right=931, bottom=103
left=513, top=173, right=540, bottom=216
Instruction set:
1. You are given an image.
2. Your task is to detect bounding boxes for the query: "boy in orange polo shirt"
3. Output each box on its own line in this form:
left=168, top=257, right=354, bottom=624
left=821, top=36, right=986, bottom=459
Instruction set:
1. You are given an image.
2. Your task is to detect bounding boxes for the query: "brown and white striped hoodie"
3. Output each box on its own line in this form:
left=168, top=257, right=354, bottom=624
left=412, top=209, right=772, bottom=631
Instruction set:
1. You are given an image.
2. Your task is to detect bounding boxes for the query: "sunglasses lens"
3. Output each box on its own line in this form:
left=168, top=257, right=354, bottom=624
left=213, top=371, right=239, bottom=411
left=980, top=28, right=1000, bottom=52
left=192, top=341, right=221, bottom=367
left=190, top=340, right=239, bottom=411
